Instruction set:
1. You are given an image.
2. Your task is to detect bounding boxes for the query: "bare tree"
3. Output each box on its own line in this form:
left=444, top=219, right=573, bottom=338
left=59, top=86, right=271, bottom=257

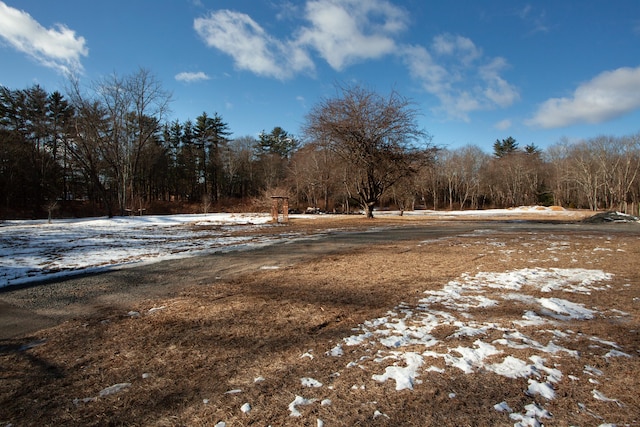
left=222, top=136, right=257, bottom=199
left=303, top=84, right=431, bottom=218
left=288, top=142, right=338, bottom=211
left=545, top=139, right=574, bottom=207
left=92, top=68, right=171, bottom=215
left=590, top=135, right=640, bottom=212
left=441, top=145, right=488, bottom=210
left=66, top=94, right=114, bottom=216
left=566, top=141, right=602, bottom=210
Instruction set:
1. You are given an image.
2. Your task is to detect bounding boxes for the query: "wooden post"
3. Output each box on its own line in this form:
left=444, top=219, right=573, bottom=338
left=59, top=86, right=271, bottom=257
left=283, top=198, right=289, bottom=223
left=271, top=197, right=279, bottom=222
left=270, top=196, right=289, bottom=223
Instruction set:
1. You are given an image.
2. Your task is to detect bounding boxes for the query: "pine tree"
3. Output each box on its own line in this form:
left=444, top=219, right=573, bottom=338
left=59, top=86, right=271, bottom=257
left=257, top=126, right=299, bottom=159
left=493, top=136, right=519, bottom=158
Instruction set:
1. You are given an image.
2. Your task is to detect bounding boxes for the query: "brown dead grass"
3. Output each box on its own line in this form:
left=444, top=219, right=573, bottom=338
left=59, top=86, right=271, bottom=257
left=1, top=214, right=639, bottom=426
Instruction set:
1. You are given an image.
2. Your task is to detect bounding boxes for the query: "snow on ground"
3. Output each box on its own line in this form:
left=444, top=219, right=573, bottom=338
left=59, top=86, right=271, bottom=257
left=381, top=205, right=574, bottom=218
left=0, top=213, right=280, bottom=288
left=1, top=208, right=637, bottom=426
left=198, top=264, right=630, bottom=427
left=320, top=267, right=630, bottom=426
left=1, top=206, right=601, bottom=289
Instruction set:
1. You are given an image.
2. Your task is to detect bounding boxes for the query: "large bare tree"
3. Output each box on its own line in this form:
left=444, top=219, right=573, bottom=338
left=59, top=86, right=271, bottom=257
left=303, top=84, right=431, bottom=218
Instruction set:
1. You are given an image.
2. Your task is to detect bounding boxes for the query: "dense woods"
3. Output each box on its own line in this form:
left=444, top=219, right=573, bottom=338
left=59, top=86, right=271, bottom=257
left=1, top=71, right=639, bottom=219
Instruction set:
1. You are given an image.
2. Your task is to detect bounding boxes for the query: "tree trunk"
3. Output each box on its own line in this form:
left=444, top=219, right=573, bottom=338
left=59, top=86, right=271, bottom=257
left=364, top=202, right=375, bottom=218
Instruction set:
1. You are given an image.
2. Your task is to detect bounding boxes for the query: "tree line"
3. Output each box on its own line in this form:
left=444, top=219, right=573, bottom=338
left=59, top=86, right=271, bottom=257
left=1, top=69, right=639, bottom=219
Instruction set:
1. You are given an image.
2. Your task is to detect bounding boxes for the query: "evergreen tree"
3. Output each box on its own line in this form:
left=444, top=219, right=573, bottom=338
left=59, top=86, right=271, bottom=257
left=257, top=126, right=299, bottom=159
left=493, top=136, right=519, bottom=158
left=193, top=112, right=231, bottom=202
left=524, top=143, right=541, bottom=155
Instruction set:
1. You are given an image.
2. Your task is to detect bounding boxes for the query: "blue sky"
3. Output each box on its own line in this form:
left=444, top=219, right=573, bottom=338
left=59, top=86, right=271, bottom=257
left=1, top=0, right=639, bottom=152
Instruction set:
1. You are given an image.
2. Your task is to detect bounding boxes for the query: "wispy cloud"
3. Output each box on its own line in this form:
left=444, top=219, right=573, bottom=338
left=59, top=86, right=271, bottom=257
left=296, top=0, right=409, bottom=70
left=518, top=4, right=549, bottom=35
left=194, top=0, right=518, bottom=121
left=194, top=0, right=406, bottom=77
left=494, top=119, right=512, bottom=131
left=401, top=38, right=519, bottom=121
left=526, top=66, right=640, bottom=129
left=479, top=57, right=520, bottom=107
left=0, top=1, right=88, bottom=74
left=432, top=33, right=481, bottom=65
left=175, top=71, right=210, bottom=83
left=194, top=9, right=313, bottom=80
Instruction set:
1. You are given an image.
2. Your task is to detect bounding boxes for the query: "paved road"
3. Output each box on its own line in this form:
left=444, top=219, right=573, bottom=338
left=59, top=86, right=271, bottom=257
left=1, top=220, right=636, bottom=339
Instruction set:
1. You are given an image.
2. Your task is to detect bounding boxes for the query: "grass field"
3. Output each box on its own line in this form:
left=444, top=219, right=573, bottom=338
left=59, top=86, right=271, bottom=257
left=1, top=212, right=639, bottom=426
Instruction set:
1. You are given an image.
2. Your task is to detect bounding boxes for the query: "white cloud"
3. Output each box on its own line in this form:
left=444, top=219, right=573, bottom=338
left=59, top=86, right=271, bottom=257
left=527, top=66, right=640, bottom=129
left=175, top=71, right=210, bottom=83
left=193, top=2, right=517, bottom=122
left=494, top=119, right=512, bottom=131
left=479, top=57, right=520, bottom=107
left=400, top=38, right=519, bottom=121
left=517, top=4, right=549, bottom=35
left=432, top=34, right=481, bottom=64
left=194, top=9, right=313, bottom=79
left=194, top=0, right=407, bottom=77
left=400, top=44, right=449, bottom=94
left=0, top=1, right=87, bottom=74
left=296, top=0, right=408, bottom=70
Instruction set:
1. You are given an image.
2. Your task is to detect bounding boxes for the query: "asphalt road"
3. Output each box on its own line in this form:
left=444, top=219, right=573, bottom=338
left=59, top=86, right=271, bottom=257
left=1, top=220, right=636, bottom=340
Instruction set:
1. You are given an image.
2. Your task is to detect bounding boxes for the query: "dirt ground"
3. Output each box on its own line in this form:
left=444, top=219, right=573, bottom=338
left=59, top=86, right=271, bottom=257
left=1, top=212, right=639, bottom=426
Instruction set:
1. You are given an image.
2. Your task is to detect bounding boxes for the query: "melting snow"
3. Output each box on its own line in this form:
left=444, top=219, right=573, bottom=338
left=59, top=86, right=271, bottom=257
left=0, top=213, right=279, bottom=288
left=328, top=265, right=628, bottom=426
left=1, top=210, right=634, bottom=425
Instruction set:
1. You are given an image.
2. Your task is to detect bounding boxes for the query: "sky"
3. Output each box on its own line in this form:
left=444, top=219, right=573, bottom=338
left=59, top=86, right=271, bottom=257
left=1, top=0, right=639, bottom=152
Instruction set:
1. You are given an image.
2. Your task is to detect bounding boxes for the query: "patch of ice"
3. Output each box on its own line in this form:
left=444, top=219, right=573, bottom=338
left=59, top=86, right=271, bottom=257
left=372, top=352, right=423, bottom=390
left=604, top=349, right=632, bottom=358
left=494, top=331, right=578, bottom=356
left=344, top=332, right=373, bottom=346
left=592, top=390, right=623, bottom=406
left=288, top=395, right=317, bottom=417
left=444, top=341, right=501, bottom=374
left=538, top=297, right=595, bottom=320
left=512, top=310, right=549, bottom=327
left=99, top=383, right=131, bottom=397
left=590, top=336, right=620, bottom=348
left=584, top=365, right=603, bottom=376
left=148, top=306, right=166, bottom=314
left=373, top=410, right=390, bottom=419
left=509, top=403, right=552, bottom=426
left=301, top=377, right=323, bottom=388
left=526, top=379, right=555, bottom=400
left=327, top=344, right=343, bottom=357
left=487, top=356, right=535, bottom=378
left=494, top=401, right=513, bottom=413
